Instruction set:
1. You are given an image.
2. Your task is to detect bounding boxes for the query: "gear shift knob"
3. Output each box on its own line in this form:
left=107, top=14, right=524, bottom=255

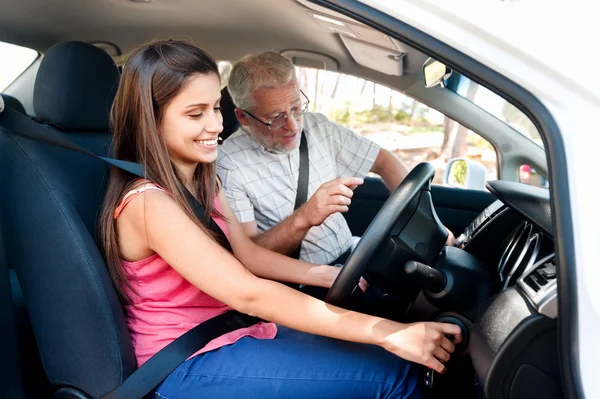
left=404, top=260, right=447, bottom=293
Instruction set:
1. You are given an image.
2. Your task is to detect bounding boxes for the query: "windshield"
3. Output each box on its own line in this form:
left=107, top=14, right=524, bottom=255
left=453, top=75, right=543, bottom=148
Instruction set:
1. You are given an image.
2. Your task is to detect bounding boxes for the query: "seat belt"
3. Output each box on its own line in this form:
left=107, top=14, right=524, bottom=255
left=182, top=187, right=233, bottom=252
left=0, top=100, right=231, bottom=247
left=289, top=130, right=308, bottom=260
left=102, top=312, right=258, bottom=399
left=0, top=100, right=260, bottom=399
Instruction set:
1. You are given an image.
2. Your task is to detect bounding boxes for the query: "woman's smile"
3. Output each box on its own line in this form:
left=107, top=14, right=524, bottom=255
left=193, top=137, right=219, bottom=148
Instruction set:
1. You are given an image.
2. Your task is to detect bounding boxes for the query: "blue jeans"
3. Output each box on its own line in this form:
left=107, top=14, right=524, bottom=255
left=155, top=326, right=423, bottom=399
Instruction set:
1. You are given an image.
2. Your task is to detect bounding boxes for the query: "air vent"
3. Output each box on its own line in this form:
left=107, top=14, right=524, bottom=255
left=503, top=231, right=542, bottom=288
left=517, top=254, right=557, bottom=318
left=498, top=221, right=533, bottom=282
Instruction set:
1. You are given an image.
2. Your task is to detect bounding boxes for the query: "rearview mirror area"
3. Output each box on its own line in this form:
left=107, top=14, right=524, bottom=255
left=423, top=57, right=452, bottom=88
left=443, top=158, right=488, bottom=190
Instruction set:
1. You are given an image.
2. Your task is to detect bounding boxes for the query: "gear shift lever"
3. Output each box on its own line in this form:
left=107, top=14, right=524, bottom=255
left=404, top=261, right=446, bottom=293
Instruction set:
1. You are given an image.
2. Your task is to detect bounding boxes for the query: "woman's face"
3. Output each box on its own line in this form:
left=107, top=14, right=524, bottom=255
left=159, top=73, right=223, bottom=169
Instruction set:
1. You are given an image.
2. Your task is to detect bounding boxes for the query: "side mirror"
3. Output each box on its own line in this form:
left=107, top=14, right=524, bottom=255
left=443, top=158, right=488, bottom=191
left=423, top=57, right=452, bottom=88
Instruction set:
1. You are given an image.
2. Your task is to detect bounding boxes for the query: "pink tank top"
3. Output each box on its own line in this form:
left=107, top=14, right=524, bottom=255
left=114, top=180, right=277, bottom=366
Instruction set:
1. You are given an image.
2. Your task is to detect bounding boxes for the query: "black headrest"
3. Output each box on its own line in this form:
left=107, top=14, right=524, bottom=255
left=1, top=94, right=27, bottom=115
left=220, top=86, right=240, bottom=143
left=34, top=41, right=120, bottom=131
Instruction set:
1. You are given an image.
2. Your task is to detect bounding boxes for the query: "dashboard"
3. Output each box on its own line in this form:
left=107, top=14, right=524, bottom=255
left=449, top=181, right=562, bottom=399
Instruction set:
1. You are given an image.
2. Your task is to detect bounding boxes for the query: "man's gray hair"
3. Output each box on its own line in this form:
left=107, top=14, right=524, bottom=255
left=228, top=51, right=297, bottom=111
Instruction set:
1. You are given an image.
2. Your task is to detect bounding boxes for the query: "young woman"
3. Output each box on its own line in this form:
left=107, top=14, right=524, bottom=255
left=99, top=39, right=461, bottom=399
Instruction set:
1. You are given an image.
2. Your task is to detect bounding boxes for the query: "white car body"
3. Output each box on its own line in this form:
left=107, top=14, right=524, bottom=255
left=0, top=0, right=595, bottom=397
left=362, top=1, right=599, bottom=397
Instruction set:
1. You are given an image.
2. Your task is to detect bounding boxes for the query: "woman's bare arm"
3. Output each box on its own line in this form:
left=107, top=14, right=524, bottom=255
left=119, top=189, right=461, bottom=374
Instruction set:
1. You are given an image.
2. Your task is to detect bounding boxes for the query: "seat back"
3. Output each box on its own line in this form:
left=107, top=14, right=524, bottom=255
left=0, top=96, right=53, bottom=399
left=0, top=41, right=136, bottom=398
left=0, top=227, right=25, bottom=398
left=219, top=86, right=240, bottom=143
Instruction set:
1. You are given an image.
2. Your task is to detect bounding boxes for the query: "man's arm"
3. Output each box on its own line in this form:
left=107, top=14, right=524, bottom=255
left=241, top=211, right=310, bottom=255
left=370, top=148, right=411, bottom=192
left=218, top=161, right=311, bottom=256
left=327, top=114, right=456, bottom=246
left=242, top=177, right=364, bottom=255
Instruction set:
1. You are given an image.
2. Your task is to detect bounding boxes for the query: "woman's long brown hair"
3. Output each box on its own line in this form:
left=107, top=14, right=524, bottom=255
left=99, top=39, right=223, bottom=303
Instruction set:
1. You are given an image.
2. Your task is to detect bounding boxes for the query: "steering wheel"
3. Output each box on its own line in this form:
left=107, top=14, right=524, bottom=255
left=325, top=162, right=437, bottom=306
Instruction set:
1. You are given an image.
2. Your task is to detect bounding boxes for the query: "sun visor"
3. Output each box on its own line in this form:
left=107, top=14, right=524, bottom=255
left=340, top=34, right=405, bottom=76
left=280, top=50, right=338, bottom=71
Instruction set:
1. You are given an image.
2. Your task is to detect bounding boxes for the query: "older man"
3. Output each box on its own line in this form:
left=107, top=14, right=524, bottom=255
left=217, top=51, right=453, bottom=268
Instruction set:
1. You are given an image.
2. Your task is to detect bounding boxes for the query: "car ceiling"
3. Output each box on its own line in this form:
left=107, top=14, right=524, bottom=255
left=0, top=0, right=549, bottom=180
left=0, top=0, right=426, bottom=80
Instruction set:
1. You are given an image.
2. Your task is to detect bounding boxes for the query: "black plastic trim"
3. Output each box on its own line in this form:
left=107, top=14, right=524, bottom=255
left=430, top=185, right=496, bottom=212
left=486, top=180, right=552, bottom=237
left=486, top=314, right=558, bottom=399
left=308, top=1, right=580, bottom=398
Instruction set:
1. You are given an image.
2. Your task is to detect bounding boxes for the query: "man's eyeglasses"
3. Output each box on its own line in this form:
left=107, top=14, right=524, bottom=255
left=241, top=91, right=310, bottom=131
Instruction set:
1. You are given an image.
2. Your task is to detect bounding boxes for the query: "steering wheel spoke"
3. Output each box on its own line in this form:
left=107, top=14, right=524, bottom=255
left=325, top=162, right=447, bottom=308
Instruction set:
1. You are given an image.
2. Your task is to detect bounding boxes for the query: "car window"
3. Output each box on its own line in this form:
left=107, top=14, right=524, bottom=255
left=0, top=41, right=38, bottom=91
left=295, top=67, right=498, bottom=186
left=519, top=164, right=549, bottom=188
left=451, top=74, right=549, bottom=188
left=454, top=75, right=543, bottom=148
left=218, top=61, right=232, bottom=89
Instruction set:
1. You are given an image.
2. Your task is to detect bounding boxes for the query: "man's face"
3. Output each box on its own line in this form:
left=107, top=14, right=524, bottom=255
left=244, top=81, right=304, bottom=153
